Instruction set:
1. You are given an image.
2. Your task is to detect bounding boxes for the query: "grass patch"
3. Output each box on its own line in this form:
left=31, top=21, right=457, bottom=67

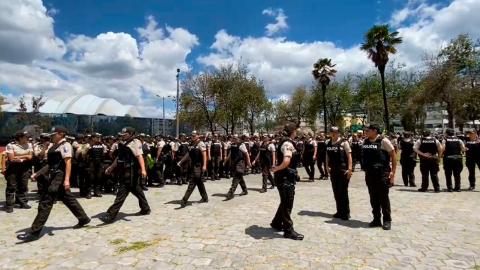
left=472, top=258, right=480, bottom=270
left=115, top=237, right=168, bottom=254
left=109, top=238, right=126, bottom=245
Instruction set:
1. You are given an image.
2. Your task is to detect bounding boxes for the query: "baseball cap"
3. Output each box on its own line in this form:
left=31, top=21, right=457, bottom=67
left=139, top=133, right=145, bottom=137
left=191, top=130, right=198, bottom=136
left=330, top=126, right=339, bottom=133
left=283, top=122, right=297, bottom=132
left=47, top=125, right=67, bottom=136
left=92, top=133, right=102, bottom=137
left=118, top=126, right=135, bottom=136
left=13, top=130, right=28, bottom=138
left=445, top=128, right=455, bottom=136
left=365, top=124, right=380, bottom=132
left=233, top=134, right=239, bottom=139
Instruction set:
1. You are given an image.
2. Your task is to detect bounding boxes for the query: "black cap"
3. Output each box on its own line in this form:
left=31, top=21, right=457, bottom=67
left=47, top=125, right=67, bottom=136
left=118, top=126, right=135, bottom=136
left=446, top=128, right=455, bottom=136
left=330, top=126, right=339, bottom=132
left=191, top=130, right=198, bottom=136
left=139, top=133, right=145, bottom=137
left=93, top=133, right=101, bottom=138
left=13, top=130, right=28, bottom=138
left=366, top=123, right=381, bottom=133
left=404, top=131, right=412, bottom=135
left=283, top=122, right=297, bottom=132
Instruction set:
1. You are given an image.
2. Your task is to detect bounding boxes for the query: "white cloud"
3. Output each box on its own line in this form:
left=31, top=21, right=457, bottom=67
left=262, top=8, right=288, bottom=37
left=47, top=7, right=59, bottom=16
left=0, top=0, right=199, bottom=118
left=199, top=0, right=480, bottom=96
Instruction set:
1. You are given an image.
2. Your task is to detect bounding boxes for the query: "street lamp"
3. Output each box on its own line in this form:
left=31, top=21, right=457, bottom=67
left=176, top=68, right=180, bottom=138
left=156, top=94, right=173, bottom=135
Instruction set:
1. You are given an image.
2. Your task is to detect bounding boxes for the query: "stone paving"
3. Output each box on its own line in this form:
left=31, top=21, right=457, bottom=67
left=1, top=167, right=480, bottom=270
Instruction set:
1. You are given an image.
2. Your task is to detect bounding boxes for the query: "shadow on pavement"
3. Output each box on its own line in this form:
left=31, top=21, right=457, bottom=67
left=90, top=212, right=137, bottom=223
left=245, top=225, right=283, bottom=240
left=247, top=187, right=263, bottom=192
left=396, top=188, right=424, bottom=193
left=298, top=210, right=370, bottom=228
left=165, top=200, right=192, bottom=210
left=15, top=225, right=74, bottom=244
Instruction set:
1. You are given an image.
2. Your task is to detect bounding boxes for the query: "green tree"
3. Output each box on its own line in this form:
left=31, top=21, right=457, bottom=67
left=243, top=76, right=268, bottom=134
left=312, top=58, right=337, bottom=133
left=274, top=85, right=315, bottom=129
left=361, top=24, right=403, bottom=132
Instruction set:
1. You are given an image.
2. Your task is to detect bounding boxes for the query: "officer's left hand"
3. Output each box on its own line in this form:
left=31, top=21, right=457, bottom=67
left=388, top=172, right=395, bottom=184
left=313, top=156, right=317, bottom=161
left=141, top=170, right=147, bottom=178
left=63, top=180, right=70, bottom=189
left=270, top=166, right=277, bottom=173
left=344, top=169, right=352, bottom=179
left=202, top=165, right=206, bottom=172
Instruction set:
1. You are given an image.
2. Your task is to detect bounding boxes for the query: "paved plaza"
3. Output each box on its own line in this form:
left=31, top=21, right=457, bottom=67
left=1, top=167, right=480, bottom=270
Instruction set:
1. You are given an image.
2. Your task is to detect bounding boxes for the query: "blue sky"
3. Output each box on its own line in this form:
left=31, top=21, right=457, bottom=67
left=1, top=0, right=478, bottom=118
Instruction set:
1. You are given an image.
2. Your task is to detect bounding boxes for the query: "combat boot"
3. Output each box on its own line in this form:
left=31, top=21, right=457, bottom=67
left=284, top=229, right=304, bottom=240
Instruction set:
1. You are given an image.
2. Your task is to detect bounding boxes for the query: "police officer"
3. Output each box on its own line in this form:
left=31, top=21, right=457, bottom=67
left=223, top=135, right=232, bottom=179
left=414, top=130, right=443, bottom=192
left=253, top=134, right=276, bottom=193
left=399, top=131, right=417, bottom=187
left=362, top=124, right=396, bottom=230
left=83, top=133, right=105, bottom=198
left=17, top=126, right=90, bottom=241
left=224, top=134, right=251, bottom=200
left=465, top=130, right=480, bottom=190
left=209, top=134, right=222, bottom=180
left=302, top=132, right=317, bottom=181
left=174, top=134, right=189, bottom=185
left=442, top=128, right=467, bottom=192
left=34, top=134, right=52, bottom=195
left=102, top=136, right=115, bottom=193
left=326, top=127, right=352, bottom=220
left=316, top=134, right=328, bottom=179
left=270, top=122, right=304, bottom=240
left=138, top=134, right=150, bottom=191
left=177, top=131, right=208, bottom=207
left=101, top=126, right=151, bottom=223
left=4, top=131, right=33, bottom=213
left=350, top=134, right=362, bottom=172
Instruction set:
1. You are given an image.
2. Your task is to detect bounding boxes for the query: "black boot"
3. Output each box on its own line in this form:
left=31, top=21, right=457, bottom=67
left=73, top=217, right=91, bottom=229
left=284, top=229, right=304, bottom=240
left=17, top=232, right=41, bottom=242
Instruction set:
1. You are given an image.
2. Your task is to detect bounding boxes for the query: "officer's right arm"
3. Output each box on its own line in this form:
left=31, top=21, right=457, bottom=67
left=413, top=140, right=425, bottom=156
left=274, top=143, right=293, bottom=171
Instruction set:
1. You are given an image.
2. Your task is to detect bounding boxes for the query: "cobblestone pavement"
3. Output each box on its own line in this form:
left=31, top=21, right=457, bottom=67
left=1, top=167, right=480, bottom=270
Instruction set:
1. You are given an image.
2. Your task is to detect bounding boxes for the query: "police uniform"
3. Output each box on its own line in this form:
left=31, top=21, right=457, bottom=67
left=399, top=135, right=417, bottom=187
left=33, top=137, right=52, bottom=195
left=316, top=137, right=328, bottom=179
left=209, top=138, right=222, bottom=180
left=101, top=127, right=151, bottom=223
left=442, top=132, right=465, bottom=191
left=5, top=133, right=33, bottom=212
left=414, top=133, right=442, bottom=192
left=223, top=139, right=232, bottom=178
left=302, top=136, right=317, bottom=181
left=350, top=137, right=363, bottom=172
left=83, top=134, right=106, bottom=197
left=465, top=131, right=480, bottom=189
left=175, top=138, right=190, bottom=185
left=226, top=136, right=249, bottom=200
left=180, top=137, right=208, bottom=206
left=271, top=123, right=303, bottom=240
left=326, top=136, right=351, bottom=220
left=362, top=125, right=395, bottom=229
left=102, top=140, right=116, bottom=193
left=258, top=138, right=276, bottom=192
left=17, top=126, right=90, bottom=241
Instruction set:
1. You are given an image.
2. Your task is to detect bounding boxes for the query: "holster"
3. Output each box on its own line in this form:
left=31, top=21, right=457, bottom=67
left=48, top=170, right=63, bottom=193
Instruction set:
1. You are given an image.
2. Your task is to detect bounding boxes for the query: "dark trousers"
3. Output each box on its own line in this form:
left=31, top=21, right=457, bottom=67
left=181, top=167, right=208, bottom=202
left=443, top=158, right=463, bottom=190
left=317, top=156, right=328, bottom=177
left=228, top=160, right=247, bottom=195
left=174, top=157, right=188, bottom=184
left=224, top=159, right=231, bottom=178
left=77, top=164, right=89, bottom=195
left=102, top=162, right=115, bottom=192
left=163, top=155, right=173, bottom=180
left=5, top=163, right=30, bottom=208
left=466, top=158, right=480, bottom=187
left=88, top=161, right=103, bottom=194
left=400, top=159, right=416, bottom=186
left=303, top=155, right=315, bottom=179
left=352, top=151, right=362, bottom=171
left=330, top=167, right=350, bottom=216
left=271, top=173, right=295, bottom=232
left=261, top=158, right=274, bottom=189
left=36, top=160, right=49, bottom=194
left=365, top=168, right=391, bottom=222
left=106, top=169, right=150, bottom=219
left=151, top=162, right=164, bottom=185
left=31, top=171, right=88, bottom=234
left=210, top=156, right=221, bottom=178
left=419, top=158, right=440, bottom=191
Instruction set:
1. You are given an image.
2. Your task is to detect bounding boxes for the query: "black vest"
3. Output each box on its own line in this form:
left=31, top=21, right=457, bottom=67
left=210, top=141, right=222, bottom=156
left=259, top=142, right=271, bottom=159
left=177, top=142, right=189, bottom=157
left=244, top=142, right=250, bottom=153
left=189, top=141, right=203, bottom=166
left=230, top=143, right=244, bottom=160
left=362, top=136, right=389, bottom=168
left=162, top=142, right=172, bottom=155
left=276, top=138, right=301, bottom=170
left=47, top=141, right=68, bottom=171
left=117, top=138, right=138, bottom=169
left=251, top=142, right=259, bottom=155
left=351, top=140, right=361, bottom=152
left=88, top=142, right=104, bottom=162
left=142, top=143, right=151, bottom=156
left=150, top=144, right=158, bottom=159
left=465, top=139, right=480, bottom=160
left=104, top=145, right=113, bottom=162
left=400, top=139, right=416, bottom=160
left=296, top=141, right=304, bottom=151
left=326, top=139, right=347, bottom=169
left=418, top=137, right=438, bottom=155
left=304, top=141, right=315, bottom=153
left=443, top=137, right=461, bottom=158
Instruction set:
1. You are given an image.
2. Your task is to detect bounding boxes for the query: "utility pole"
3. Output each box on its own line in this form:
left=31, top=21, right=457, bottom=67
left=176, top=68, right=180, bottom=138
left=162, top=97, right=165, bottom=135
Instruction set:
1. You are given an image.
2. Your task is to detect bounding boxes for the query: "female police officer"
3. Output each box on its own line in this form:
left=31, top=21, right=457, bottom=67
left=17, top=126, right=91, bottom=241
left=5, top=131, right=33, bottom=213
left=270, top=122, right=304, bottom=240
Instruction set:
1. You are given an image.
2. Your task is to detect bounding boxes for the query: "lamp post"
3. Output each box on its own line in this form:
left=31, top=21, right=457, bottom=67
left=156, top=95, right=173, bottom=135
left=175, top=69, right=180, bottom=138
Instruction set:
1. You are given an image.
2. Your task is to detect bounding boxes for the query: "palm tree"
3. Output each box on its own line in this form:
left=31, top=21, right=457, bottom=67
left=312, top=58, right=337, bottom=133
left=360, top=24, right=403, bottom=132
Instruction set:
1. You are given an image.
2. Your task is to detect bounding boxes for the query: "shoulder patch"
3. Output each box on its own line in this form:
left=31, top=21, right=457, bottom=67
left=63, top=146, right=69, bottom=153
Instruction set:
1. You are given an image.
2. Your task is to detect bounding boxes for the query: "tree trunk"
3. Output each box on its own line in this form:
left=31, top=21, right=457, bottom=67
left=322, top=84, right=327, bottom=133
left=446, top=104, right=454, bottom=129
left=379, top=65, right=389, bottom=133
